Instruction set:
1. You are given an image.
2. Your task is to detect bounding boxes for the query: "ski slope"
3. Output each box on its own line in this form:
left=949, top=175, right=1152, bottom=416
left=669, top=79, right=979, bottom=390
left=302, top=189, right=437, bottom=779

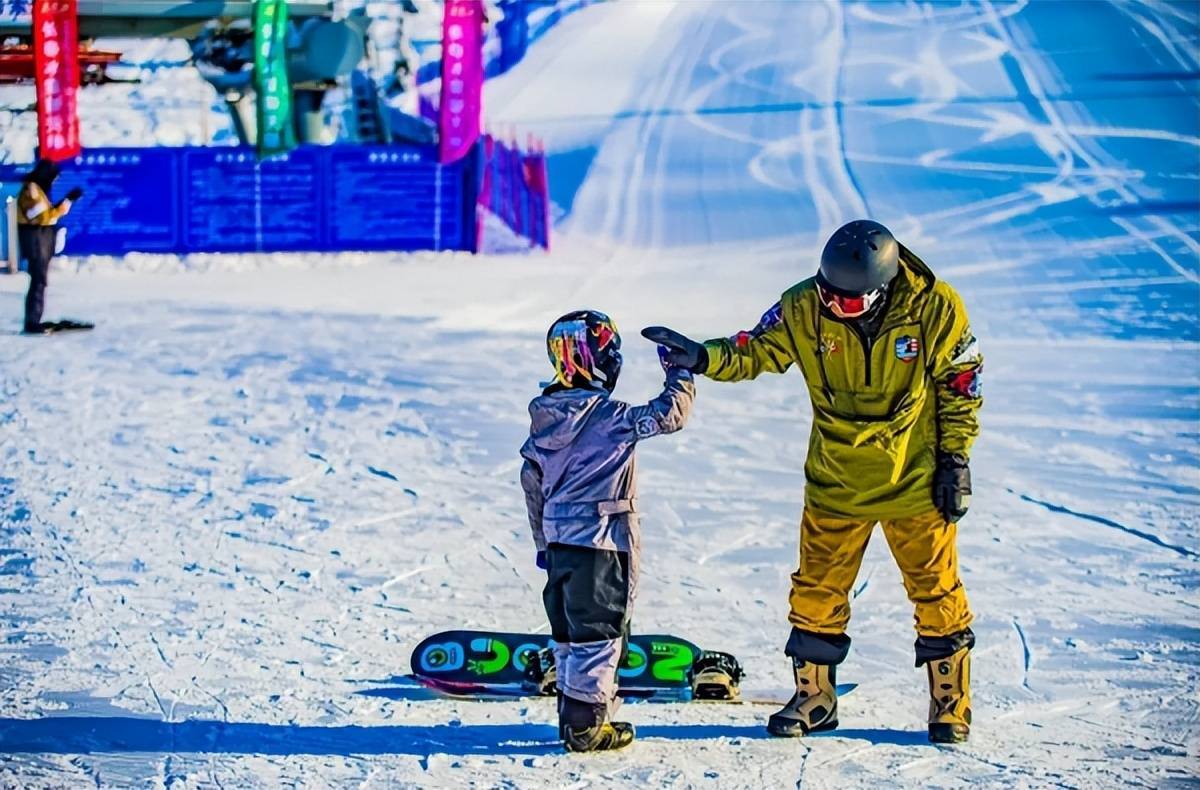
left=2, top=1, right=1198, bottom=787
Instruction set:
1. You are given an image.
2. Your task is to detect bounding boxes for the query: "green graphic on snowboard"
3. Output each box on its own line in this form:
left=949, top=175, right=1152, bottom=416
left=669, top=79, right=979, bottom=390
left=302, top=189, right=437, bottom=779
left=466, top=638, right=511, bottom=675
left=649, top=641, right=694, bottom=682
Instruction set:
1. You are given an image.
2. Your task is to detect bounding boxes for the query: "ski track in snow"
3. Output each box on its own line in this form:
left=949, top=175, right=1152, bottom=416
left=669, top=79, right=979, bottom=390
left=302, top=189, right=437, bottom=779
left=1, top=0, right=1199, bottom=787
left=1016, top=490, right=1199, bottom=560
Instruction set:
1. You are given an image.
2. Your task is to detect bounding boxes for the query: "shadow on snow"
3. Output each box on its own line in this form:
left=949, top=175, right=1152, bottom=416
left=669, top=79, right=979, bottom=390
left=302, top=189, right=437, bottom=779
left=0, top=717, right=930, bottom=756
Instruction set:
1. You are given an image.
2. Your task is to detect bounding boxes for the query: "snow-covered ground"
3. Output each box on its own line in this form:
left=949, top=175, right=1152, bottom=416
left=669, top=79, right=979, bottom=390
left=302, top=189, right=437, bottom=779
left=2, top=1, right=1198, bottom=787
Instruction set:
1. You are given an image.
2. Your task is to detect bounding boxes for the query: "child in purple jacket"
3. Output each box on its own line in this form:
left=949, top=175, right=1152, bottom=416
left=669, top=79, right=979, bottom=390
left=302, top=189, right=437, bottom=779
left=520, top=310, right=695, bottom=752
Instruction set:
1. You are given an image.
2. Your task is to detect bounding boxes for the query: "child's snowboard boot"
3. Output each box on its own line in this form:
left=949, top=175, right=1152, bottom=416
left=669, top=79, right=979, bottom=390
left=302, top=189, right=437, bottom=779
left=927, top=646, right=971, bottom=743
left=767, top=660, right=838, bottom=737
left=560, top=695, right=635, bottom=752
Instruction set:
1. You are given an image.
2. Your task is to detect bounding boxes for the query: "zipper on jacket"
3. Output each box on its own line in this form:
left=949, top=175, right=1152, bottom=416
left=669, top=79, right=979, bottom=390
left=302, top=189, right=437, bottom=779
left=848, top=322, right=874, bottom=387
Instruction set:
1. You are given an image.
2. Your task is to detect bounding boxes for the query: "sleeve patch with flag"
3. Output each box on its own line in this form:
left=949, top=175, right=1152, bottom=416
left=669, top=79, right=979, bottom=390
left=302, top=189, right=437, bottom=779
left=948, top=367, right=982, bottom=399
left=733, top=302, right=784, bottom=348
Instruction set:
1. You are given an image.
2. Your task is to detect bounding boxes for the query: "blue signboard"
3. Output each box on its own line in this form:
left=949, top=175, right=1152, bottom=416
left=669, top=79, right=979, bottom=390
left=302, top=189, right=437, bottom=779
left=328, top=146, right=463, bottom=250
left=0, top=144, right=476, bottom=257
left=183, top=148, right=323, bottom=252
left=54, top=149, right=181, bottom=254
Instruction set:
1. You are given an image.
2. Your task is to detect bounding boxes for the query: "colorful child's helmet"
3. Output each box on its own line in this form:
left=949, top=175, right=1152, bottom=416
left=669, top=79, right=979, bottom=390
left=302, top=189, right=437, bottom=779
left=545, top=310, right=622, bottom=391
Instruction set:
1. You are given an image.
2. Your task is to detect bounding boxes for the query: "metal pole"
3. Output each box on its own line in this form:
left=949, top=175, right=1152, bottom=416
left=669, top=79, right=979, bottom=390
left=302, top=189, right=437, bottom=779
left=5, top=197, right=16, bottom=274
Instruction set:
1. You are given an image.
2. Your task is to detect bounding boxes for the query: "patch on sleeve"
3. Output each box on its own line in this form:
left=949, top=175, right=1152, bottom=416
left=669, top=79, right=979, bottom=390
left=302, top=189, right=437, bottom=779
left=950, top=330, right=981, bottom=366
left=635, top=415, right=662, bottom=438
left=733, top=302, right=784, bottom=349
left=947, top=366, right=982, bottom=399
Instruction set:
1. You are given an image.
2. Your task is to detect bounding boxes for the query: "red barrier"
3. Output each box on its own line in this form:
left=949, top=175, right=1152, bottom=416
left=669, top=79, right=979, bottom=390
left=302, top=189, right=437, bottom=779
left=476, top=132, right=549, bottom=252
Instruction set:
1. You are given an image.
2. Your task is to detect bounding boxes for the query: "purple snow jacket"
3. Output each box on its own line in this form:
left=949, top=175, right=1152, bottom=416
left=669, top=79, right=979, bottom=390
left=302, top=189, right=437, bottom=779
left=520, top=368, right=695, bottom=556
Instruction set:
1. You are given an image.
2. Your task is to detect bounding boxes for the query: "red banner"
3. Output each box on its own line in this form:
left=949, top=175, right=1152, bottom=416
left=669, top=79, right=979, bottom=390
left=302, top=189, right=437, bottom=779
left=32, top=0, right=81, bottom=161
left=438, top=0, right=484, bottom=164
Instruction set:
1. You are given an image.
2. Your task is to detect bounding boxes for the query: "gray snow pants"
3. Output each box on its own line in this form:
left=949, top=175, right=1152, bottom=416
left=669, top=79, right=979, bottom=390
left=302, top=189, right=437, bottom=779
left=543, top=543, right=631, bottom=708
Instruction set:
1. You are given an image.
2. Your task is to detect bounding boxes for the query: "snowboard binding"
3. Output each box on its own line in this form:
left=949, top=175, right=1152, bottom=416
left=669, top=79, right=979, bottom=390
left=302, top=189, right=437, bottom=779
left=691, top=650, right=743, bottom=701
left=523, top=647, right=558, bottom=696
left=522, top=646, right=743, bottom=701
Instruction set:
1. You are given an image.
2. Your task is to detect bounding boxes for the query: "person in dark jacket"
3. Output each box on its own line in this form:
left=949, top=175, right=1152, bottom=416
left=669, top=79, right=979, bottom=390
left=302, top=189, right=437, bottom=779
left=520, top=309, right=695, bottom=752
left=17, top=158, right=82, bottom=334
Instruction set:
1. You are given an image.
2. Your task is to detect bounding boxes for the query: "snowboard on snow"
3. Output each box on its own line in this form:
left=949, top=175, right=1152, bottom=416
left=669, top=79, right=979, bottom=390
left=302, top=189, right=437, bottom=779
left=409, top=630, right=743, bottom=702
left=27, top=319, right=94, bottom=335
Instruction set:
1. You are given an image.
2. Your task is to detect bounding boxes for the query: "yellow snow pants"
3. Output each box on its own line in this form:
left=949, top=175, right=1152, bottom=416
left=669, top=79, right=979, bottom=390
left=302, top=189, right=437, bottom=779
left=789, top=508, right=972, bottom=637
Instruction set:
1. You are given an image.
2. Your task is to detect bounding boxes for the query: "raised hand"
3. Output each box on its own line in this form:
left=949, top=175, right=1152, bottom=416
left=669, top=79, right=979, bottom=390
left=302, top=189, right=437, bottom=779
left=641, top=326, right=708, bottom=373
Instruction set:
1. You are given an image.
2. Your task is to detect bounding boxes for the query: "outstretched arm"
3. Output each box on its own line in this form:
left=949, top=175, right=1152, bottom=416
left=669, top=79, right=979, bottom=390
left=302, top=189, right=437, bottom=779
left=701, top=301, right=798, bottom=382
left=623, top=366, right=696, bottom=439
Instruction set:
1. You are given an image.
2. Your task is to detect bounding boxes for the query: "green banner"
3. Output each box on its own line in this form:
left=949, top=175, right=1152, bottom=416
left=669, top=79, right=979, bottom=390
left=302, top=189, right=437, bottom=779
left=254, top=0, right=296, bottom=158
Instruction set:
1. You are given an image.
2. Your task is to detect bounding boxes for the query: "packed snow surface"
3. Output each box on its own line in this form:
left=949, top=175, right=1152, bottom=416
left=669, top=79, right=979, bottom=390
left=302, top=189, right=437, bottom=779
left=2, top=1, right=1198, bottom=787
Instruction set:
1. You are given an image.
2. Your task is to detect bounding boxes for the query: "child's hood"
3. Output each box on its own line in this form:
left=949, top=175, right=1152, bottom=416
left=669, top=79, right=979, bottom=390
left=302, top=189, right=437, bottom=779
left=527, top=389, right=608, bottom=452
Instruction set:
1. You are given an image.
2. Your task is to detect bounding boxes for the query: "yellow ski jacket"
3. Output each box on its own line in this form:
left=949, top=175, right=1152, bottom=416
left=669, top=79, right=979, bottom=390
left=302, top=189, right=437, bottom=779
left=703, top=246, right=983, bottom=519
left=17, top=182, right=72, bottom=227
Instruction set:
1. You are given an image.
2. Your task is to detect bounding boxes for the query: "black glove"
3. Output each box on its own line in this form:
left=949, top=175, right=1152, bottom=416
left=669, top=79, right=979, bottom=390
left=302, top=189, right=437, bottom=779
left=641, top=326, right=708, bottom=373
left=933, top=453, right=971, bottom=523
left=65, top=187, right=83, bottom=202
left=535, top=550, right=547, bottom=571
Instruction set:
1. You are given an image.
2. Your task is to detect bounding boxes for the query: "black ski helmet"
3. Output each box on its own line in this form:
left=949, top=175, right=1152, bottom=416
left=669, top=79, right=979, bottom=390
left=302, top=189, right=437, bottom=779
left=25, top=158, right=60, bottom=192
left=545, top=309, right=623, bottom=391
left=816, top=220, right=900, bottom=296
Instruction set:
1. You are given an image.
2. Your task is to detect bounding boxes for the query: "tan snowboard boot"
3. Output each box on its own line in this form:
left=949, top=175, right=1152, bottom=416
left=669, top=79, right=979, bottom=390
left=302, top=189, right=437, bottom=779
left=927, top=646, right=971, bottom=743
left=560, top=696, right=635, bottom=753
left=767, top=661, right=839, bottom=737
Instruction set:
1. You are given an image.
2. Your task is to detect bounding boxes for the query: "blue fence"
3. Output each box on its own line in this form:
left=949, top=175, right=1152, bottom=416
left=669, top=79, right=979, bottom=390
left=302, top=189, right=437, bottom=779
left=0, top=144, right=478, bottom=257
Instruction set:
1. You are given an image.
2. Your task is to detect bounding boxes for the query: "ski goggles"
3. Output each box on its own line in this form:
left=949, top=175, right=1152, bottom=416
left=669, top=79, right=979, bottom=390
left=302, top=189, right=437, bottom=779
left=818, top=284, right=883, bottom=319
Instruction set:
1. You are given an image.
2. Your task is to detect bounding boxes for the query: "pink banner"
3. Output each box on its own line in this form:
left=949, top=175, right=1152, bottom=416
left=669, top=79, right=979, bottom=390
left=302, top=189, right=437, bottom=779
left=33, top=0, right=81, bottom=162
left=438, top=0, right=485, bottom=164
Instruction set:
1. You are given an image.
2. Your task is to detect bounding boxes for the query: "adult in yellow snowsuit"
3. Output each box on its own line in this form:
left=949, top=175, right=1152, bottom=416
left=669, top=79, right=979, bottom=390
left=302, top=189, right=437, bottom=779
left=644, top=220, right=982, bottom=744
left=17, top=158, right=82, bottom=334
